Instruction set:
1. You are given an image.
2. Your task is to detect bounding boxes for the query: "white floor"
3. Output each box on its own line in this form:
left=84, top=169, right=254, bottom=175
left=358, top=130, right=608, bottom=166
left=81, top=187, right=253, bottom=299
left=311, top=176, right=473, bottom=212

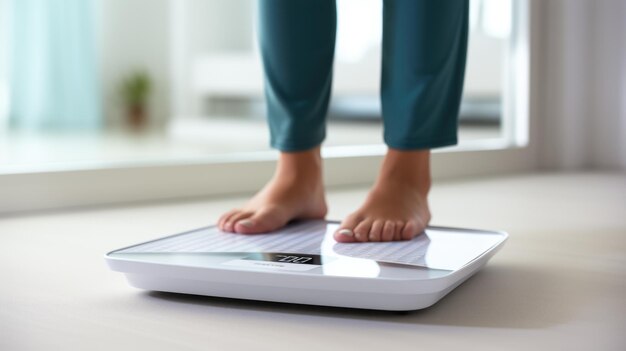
left=0, top=172, right=624, bottom=350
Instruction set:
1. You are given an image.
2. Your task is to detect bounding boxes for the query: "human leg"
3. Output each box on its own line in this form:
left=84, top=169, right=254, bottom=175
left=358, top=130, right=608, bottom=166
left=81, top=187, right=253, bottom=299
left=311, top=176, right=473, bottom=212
left=381, top=0, right=469, bottom=150
left=335, top=0, right=468, bottom=242
left=219, top=0, right=336, bottom=234
left=259, top=0, right=336, bottom=152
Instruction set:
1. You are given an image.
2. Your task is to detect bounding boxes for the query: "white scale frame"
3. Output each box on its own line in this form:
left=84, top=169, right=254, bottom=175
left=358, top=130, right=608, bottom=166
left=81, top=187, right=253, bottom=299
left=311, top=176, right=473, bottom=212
left=105, top=220, right=508, bottom=311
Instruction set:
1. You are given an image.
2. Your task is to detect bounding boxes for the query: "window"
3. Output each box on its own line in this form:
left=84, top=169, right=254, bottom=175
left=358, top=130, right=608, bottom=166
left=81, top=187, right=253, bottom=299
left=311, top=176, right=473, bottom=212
left=0, top=0, right=531, bottom=212
left=170, top=0, right=518, bottom=155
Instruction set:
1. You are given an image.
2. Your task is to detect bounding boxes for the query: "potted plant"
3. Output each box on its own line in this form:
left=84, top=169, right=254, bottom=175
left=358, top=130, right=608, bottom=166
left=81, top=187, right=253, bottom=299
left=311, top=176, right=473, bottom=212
left=121, top=70, right=152, bottom=130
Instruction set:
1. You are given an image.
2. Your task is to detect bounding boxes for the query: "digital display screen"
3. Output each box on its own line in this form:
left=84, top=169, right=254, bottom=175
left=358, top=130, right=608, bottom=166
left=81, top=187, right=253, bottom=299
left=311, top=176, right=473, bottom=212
left=243, top=253, right=328, bottom=265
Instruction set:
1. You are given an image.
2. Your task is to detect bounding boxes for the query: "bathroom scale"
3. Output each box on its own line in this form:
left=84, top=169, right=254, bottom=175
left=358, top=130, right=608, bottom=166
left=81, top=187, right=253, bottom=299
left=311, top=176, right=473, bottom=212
left=105, top=220, right=507, bottom=311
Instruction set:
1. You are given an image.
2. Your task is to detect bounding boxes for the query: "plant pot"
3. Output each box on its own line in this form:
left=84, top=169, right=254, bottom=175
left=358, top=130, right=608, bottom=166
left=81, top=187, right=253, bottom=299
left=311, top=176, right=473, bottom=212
left=127, top=104, right=148, bottom=130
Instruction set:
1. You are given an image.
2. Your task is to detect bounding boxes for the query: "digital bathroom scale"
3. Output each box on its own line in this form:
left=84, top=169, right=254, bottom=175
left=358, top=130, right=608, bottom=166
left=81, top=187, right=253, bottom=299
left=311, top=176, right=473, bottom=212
left=105, top=220, right=507, bottom=311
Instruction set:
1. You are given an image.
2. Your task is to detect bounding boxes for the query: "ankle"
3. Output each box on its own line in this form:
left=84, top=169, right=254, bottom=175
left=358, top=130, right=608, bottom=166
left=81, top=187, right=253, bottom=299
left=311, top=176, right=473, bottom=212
left=377, top=148, right=431, bottom=194
left=275, top=147, right=323, bottom=183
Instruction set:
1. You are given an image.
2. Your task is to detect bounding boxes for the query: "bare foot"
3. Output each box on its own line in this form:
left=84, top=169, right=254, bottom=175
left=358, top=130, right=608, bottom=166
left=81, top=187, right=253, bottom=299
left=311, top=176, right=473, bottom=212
left=334, top=149, right=432, bottom=243
left=218, top=147, right=327, bottom=234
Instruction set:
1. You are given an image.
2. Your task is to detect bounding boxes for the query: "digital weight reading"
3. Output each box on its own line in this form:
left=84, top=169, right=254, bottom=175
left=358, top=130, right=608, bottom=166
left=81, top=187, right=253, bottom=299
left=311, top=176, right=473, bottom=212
left=243, top=253, right=328, bottom=265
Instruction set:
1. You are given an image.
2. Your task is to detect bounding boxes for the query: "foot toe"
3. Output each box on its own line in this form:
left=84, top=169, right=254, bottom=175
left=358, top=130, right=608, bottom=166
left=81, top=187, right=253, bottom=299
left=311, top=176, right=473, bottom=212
left=353, top=219, right=374, bottom=242
left=234, top=209, right=285, bottom=234
left=218, top=209, right=239, bottom=231
left=334, top=214, right=361, bottom=242
left=401, top=220, right=418, bottom=240
left=368, top=220, right=384, bottom=242
left=226, top=211, right=253, bottom=232
left=394, top=221, right=405, bottom=241
left=381, top=221, right=396, bottom=242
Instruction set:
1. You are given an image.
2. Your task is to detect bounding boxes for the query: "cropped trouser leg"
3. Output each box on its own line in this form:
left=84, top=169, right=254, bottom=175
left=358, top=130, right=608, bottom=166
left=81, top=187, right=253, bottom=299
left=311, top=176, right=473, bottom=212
left=381, top=0, right=469, bottom=150
left=258, top=0, right=336, bottom=152
left=258, top=0, right=468, bottom=152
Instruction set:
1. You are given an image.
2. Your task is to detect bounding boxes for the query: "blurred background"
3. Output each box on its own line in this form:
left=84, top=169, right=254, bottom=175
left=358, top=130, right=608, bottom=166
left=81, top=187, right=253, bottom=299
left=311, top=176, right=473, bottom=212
left=0, top=0, right=624, bottom=214
left=0, top=0, right=512, bottom=170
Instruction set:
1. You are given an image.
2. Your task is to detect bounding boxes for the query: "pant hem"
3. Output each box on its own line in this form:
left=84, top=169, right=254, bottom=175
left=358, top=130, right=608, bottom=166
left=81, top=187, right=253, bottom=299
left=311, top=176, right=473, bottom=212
left=385, top=137, right=458, bottom=151
left=270, top=139, right=325, bottom=152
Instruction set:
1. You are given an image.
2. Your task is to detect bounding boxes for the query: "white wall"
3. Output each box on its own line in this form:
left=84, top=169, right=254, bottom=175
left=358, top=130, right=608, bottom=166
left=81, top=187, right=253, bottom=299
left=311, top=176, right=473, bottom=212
left=534, top=0, right=626, bottom=171
left=99, top=0, right=254, bottom=125
left=464, top=32, right=505, bottom=98
left=100, top=0, right=171, bottom=129
left=185, top=0, right=254, bottom=54
left=587, top=0, right=626, bottom=170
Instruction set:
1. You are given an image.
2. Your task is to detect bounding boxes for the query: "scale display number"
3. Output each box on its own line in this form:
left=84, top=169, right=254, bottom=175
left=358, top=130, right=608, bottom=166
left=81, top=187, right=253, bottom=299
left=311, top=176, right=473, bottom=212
left=243, top=253, right=327, bottom=265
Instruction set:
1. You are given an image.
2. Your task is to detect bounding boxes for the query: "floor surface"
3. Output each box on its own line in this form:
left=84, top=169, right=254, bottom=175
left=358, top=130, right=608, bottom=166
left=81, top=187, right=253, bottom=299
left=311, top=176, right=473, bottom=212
left=0, top=172, right=624, bottom=350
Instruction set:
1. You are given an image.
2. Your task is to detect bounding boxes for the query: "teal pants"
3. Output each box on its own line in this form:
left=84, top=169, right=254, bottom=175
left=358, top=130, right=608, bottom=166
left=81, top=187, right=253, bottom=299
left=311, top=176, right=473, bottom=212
left=259, top=0, right=469, bottom=151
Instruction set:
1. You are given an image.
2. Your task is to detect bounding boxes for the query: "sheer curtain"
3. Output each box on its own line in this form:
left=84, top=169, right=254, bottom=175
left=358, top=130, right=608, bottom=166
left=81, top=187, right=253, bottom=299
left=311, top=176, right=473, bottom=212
left=0, top=0, right=8, bottom=131
left=5, top=0, right=101, bottom=131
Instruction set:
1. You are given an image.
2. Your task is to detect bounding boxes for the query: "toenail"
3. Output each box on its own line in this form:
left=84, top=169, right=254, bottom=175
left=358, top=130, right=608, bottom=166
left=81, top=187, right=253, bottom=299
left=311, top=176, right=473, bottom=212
left=369, top=234, right=376, bottom=241
left=338, top=229, right=353, bottom=237
left=239, top=220, right=254, bottom=227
